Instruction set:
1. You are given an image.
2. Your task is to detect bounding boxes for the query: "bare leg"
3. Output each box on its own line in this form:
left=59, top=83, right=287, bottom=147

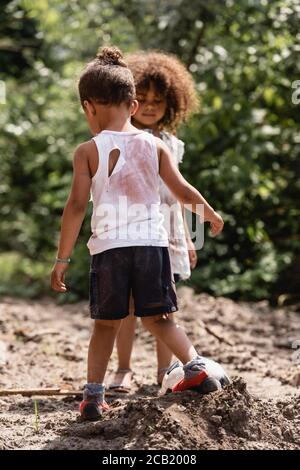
left=156, top=313, right=174, bottom=384
left=116, top=303, right=136, bottom=370
left=143, top=315, right=221, bottom=395
left=87, top=319, right=122, bottom=383
left=110, top=297, right=136, bottom=389
left=141, top=314, right=197, bottom=364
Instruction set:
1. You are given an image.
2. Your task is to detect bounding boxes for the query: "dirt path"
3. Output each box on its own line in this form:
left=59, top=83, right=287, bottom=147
left=0, top=288, right=299, bottom=450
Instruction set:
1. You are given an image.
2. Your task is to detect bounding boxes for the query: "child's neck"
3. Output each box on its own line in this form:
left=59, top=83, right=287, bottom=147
left=94, top=104, right=138, bottom=134
left=133, top=120, right=162, bottom=137
left=100, top=117, right=135, bottom=133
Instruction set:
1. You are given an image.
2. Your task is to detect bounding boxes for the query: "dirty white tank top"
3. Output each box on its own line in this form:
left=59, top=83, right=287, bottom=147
left=87, top=129, right=169, bottom=255
left=144, top=130, right=191, bottom=280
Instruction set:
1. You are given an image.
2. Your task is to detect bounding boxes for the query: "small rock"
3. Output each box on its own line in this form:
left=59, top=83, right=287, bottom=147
left=282, top=405, right=295, bottom=419
left=281, top=427, right=294, bottom=442
left=290, top=372, right=300, bottom=387
left=209, top=415, right=222, bottom=425
left=271, top=426, right=282, bottom=438
left=0, top=341, right=7, bottom=366
left=177, top=405, right=186, bottom=412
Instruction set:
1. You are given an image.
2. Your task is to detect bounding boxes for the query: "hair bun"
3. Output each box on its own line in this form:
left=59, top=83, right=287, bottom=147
left=96, top=46, right=126, bottom=66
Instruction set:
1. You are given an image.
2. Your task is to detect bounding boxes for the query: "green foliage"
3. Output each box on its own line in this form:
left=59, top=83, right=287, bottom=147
left=178, top=0, right=300, bottom=301
left=1, top=0, right=299, bottom=303
left=0, top=0, right=44, bottom=76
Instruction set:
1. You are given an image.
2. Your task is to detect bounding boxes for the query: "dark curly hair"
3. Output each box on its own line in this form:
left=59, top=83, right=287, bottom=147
left=126, top=51, right=199, bottom=131
left=78, top=46, right=135, bottom=106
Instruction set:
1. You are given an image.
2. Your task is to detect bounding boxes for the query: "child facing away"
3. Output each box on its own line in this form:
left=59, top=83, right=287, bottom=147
left=109, top=51, right=200, bottom=392
left=51, top=46, right=225, bottom=421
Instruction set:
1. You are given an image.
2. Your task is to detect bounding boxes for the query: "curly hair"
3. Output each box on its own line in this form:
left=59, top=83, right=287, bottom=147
left=126, top=50, right=199, bottom=131
left=79, top=46, right=135, bottom=106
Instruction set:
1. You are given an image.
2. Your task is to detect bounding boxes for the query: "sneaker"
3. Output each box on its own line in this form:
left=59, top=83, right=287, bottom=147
left=172, top=357, right=222, bottom=394
left=80, top=383, right=109, bottom=421
left=79, top=399, right=109, bottom=420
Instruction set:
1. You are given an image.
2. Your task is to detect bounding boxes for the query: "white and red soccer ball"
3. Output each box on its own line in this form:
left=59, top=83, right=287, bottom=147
left=159, top=357, right=230, bottom=396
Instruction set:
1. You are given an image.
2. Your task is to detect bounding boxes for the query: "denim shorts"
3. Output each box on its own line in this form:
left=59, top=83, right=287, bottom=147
left=89, top=246, right=178, bottom=320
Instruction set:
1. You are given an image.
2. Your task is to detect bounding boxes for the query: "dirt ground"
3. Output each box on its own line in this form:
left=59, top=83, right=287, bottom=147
left=0, top=287, right=299, bottom=450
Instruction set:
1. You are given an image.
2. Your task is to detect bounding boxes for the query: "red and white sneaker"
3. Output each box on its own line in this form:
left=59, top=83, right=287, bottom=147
left=80, top=384, right=109, bottom=421
left=173, top=357, right=222, bottom=394
left=79, top=399, right=109, bottom=421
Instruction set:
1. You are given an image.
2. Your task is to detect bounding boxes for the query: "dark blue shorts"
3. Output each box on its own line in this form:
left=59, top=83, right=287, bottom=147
left=89, top=246, right=178, bottom=320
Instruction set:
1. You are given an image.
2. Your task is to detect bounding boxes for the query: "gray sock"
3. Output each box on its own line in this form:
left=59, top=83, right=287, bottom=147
left=183, top=356, right=206, bottom=379
left=83, top=383, right=105, bottom=404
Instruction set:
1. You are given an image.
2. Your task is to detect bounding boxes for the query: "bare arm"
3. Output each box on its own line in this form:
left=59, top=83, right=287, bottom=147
left=157, top=138, right=224, bottom=236
left=51, top=142, right=92, bottom=292
left=181, top=203, right=198, bottom=269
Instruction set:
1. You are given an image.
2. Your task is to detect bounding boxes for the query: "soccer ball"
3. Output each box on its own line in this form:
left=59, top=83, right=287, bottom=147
left=158, top=361, right=184, bottom=396
left=159, top=357, right=230, bottom=396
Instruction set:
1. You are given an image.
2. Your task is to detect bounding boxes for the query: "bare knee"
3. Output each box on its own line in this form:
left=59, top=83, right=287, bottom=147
left=141, top=314, right=166, bottom=329
left=93, top=318, right=122, bottom=332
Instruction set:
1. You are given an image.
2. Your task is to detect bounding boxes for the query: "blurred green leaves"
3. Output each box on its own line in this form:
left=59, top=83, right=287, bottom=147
left=1, top=0, right=300, bottom=303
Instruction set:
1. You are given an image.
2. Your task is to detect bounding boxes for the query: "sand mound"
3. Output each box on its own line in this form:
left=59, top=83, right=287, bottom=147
left=0, top=288, right=299, bottom=450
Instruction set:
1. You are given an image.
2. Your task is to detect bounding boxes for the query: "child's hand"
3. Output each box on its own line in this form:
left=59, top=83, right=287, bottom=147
left=208, top=211, right=224, bottom=237
left=51, top=262, right=68, bottom=292
left=186, top=238, right=197, bottom=269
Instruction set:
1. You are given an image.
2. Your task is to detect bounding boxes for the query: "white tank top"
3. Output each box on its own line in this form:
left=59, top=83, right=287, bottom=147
left=87, top=130, right=169, bottom=255
left=145, top=130, right=191, bottom=280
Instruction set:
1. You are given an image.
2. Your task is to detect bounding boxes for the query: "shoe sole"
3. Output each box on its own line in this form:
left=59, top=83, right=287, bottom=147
left=108, top=385, right=131, bottom=393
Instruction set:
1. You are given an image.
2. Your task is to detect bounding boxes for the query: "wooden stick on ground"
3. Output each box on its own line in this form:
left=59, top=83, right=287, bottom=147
left=199, top=321, right=234, bottom=347
left=0, top=388, right=115, bottom=397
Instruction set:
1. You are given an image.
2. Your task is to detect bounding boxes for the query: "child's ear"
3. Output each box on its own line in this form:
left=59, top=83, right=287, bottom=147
left=83, top=100, right=96, bottom=116
left=130, top=99, right=139, bottom=116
